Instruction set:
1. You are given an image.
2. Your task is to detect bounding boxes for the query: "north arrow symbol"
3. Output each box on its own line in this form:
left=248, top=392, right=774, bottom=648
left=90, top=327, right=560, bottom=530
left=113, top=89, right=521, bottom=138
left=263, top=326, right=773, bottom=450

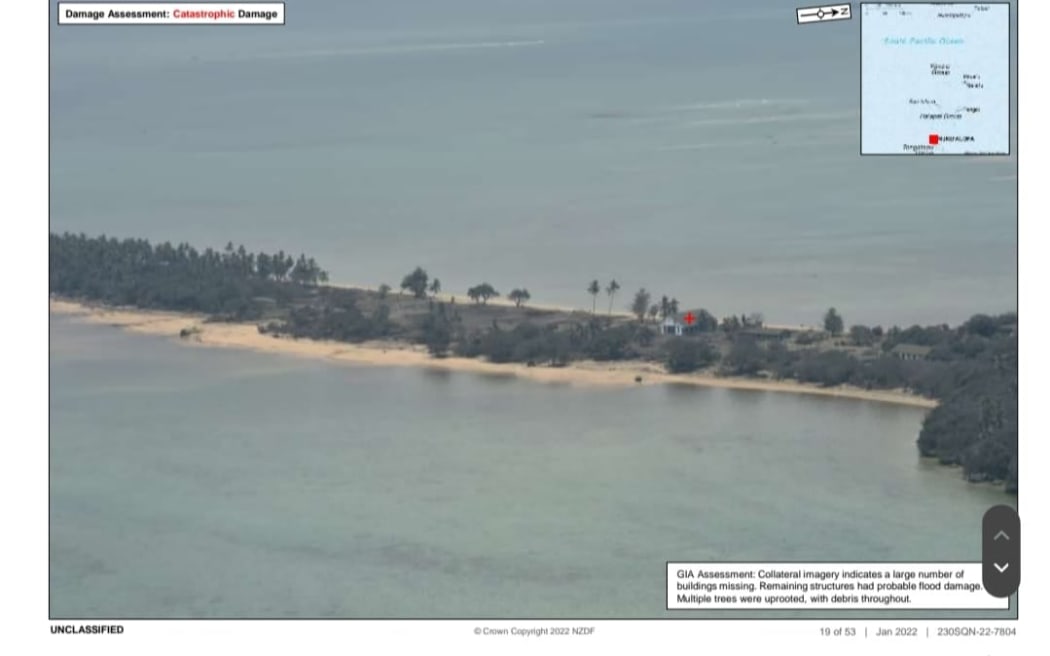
left=994, top=562, right=1009, bottom=573
left=993, top=530, right=1010, bottom=541
left=830, top=8, right=839, bottom=16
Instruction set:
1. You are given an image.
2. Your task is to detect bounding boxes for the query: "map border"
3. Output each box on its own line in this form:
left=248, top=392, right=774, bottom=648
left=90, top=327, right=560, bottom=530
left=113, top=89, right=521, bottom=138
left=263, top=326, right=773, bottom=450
left=859, top=1, right=1012, bottom=156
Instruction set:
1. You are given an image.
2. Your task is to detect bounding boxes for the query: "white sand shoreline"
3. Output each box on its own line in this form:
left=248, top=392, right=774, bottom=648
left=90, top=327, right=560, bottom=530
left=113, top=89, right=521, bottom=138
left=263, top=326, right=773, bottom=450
left=49, top=297, right=938, bottom=409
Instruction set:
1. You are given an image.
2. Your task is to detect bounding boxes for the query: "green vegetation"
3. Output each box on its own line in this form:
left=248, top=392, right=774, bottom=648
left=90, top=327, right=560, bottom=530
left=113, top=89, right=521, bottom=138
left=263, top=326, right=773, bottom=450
left=49, top=233, right=326, bottom=320
left=508, top=288, right=531, bottom=307
left=421, top=303, right=456, bottom=357
left=659, top=295, right=679, bottom=319
left=467, top=283, right=499, bottom=304
left=691, top=309, right=719, bottom=333
left=50, top=232, right=1018, bottom=492
left=824, top=307, right=844, bottom=335
left=400, top=267, right=429, bottom=299
left=665, top=338, right=719, bottom=373
left=605, top=279, right=621, bottom=314
left=631, top=288, right=651, bottom=322
left=587, top=280, right=601, bottom=314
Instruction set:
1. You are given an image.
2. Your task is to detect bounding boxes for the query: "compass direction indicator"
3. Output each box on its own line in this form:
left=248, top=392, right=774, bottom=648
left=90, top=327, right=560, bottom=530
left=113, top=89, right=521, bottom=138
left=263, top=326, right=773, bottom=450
left=796, top=4, right=852, bottom=25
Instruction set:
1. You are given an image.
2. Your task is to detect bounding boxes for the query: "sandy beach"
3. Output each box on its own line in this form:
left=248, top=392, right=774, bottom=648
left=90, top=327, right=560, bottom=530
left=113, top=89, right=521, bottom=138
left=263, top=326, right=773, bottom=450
left=49, top=298, right=938, bottom=408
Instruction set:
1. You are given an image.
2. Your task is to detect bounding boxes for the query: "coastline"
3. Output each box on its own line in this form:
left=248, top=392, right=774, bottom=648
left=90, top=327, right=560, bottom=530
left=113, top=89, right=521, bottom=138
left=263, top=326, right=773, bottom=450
left=49, top=298, right=938, bottom=409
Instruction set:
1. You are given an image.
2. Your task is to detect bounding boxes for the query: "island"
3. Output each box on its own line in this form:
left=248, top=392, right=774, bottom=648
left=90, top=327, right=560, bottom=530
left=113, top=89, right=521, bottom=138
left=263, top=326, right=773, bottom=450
left=49, top=232, right=1018, bottom=493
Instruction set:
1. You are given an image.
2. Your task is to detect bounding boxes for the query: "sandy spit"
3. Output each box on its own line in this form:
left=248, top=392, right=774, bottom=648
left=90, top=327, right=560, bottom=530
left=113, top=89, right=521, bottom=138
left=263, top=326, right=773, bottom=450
left=49, top=298, right=937, bottom=408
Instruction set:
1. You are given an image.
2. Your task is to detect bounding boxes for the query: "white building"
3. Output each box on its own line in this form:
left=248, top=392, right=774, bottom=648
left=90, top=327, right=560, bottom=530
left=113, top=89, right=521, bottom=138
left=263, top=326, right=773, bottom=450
left=661, top=316, right=684, bottom=336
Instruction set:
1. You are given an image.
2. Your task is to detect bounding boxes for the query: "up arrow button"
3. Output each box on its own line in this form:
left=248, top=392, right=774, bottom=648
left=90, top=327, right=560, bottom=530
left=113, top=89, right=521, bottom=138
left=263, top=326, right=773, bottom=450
left=993, top=530, right=1010, bottom=541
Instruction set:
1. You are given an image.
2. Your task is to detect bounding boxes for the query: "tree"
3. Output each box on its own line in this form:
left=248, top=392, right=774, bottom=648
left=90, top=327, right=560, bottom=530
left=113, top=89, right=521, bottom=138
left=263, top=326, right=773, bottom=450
left=291, top=254, right=310, bottom=284
left=665, top=339, right=720, bottom=373
left=421, top=303, right=453, bottom=357
left=377, top=283, right=391, bottom=299
left=721, top=315, right=742, bottom=332
left=659, top=295, right=672, bottom=320
left=648, top=304, right=660, bottom=323
left=287, top=253, right=324, bottom=285
left=587, top=280, right=601, bottom=314
left=824, top=307, right=844, bottom=335
left=746, top=312, right=765, bottom=328
left=271, top=251, right=291, bottom=280
left=963, top=314, right=999, bottom=338
left=605, top=280, right=621, bottom=315
left=668, top=297, right=679, bottom=316
left=724, top=338, right=766, bottom=376
left=849, top=324, right=876, bottom=347
left=693, top=309, right=718, bottom=332
left=256, top=252, right=272, bottom=280
left=508, top=288, right=531, bottom=307
left=428, top=278, right=441, bottom=298
left=306, top=257, right=323, bottom=285
left=400, top=267, right=429, bottom=299
left=631, top=288, right=651, bottom=322
left=467, top=283, right=499, bottom=304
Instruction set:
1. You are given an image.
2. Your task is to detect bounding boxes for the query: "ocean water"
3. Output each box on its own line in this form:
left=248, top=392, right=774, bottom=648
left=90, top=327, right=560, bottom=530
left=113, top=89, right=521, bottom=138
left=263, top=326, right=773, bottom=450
left=48, top=0, right=1018, bottom=327
left=49, top=0, right=1019, bottom=620
left=49, top=316, right=1013, bottom=618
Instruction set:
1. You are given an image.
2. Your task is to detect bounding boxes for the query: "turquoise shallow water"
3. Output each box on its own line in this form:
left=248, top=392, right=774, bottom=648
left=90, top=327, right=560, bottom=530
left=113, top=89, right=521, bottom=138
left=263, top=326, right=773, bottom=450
left=48, top=0, right=1017, bottom=327
left=49, top=317, right=1014, bottom=618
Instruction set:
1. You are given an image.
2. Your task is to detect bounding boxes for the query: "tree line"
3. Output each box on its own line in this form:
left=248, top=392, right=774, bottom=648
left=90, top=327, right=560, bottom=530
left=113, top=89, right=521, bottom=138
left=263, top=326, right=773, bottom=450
left=398, top=266, right=530, bottom=307
left=50, top=232, right=328, bottom=320
left=51, top=234, right=1017, bottom=492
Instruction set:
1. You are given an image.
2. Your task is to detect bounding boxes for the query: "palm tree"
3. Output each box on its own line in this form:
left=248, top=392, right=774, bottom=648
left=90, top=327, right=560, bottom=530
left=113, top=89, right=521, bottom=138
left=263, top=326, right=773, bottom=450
left=587, top=280, right=601, bottom=314
left=606, top=279, right=620, bottom=315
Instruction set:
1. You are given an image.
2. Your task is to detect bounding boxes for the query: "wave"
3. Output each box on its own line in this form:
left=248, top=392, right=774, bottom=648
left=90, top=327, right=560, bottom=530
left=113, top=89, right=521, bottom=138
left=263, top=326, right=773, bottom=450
left=661, top=98, right=813, bottom=113
left=683, top=110, right=857, bottom=127
left=247, top=40, right=546, bottom=61
left=656, top=133, right=855, bottom=152
left=584, top=100, right=826, bottom=126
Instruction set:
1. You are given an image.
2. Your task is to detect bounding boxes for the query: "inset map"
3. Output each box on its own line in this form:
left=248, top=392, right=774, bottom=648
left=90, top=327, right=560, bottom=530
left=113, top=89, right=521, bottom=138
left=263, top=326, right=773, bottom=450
left=861, top=3, right=1009, bottom=155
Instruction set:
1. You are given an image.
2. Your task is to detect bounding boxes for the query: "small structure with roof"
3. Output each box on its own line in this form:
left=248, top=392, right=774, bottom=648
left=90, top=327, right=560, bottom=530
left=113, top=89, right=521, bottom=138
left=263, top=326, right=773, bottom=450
left=661, top=316, right=684, bottom=336
left=890, top=343, right=932, bottom=361
left=660, top=311, right=712, bottom=337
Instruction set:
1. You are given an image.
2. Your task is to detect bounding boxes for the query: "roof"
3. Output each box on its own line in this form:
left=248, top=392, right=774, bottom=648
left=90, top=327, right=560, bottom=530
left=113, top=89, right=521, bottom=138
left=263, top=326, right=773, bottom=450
left=890, top=343, right=933, bottom=356
left=668, top=310, right=712, bottom=323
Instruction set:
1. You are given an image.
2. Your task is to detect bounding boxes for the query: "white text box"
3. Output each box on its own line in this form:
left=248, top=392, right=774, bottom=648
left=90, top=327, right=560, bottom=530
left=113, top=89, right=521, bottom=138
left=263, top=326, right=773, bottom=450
left=667, top=562, right=1009, bottom=610
left=58, top=3, right=285, bottom=25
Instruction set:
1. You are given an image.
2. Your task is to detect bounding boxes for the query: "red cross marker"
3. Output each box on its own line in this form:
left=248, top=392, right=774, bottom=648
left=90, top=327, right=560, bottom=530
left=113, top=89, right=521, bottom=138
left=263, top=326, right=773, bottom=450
left=683, top=312, right=696, bottom=325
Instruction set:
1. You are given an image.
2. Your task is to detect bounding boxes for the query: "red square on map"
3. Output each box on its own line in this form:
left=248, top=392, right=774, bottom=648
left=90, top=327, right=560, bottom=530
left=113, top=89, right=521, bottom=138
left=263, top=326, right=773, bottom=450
left=929, top=134, right=939, bottom=145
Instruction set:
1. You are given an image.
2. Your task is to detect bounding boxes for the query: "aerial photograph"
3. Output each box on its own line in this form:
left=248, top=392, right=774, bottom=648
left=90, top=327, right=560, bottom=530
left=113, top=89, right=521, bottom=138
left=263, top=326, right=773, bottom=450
left=49, top=0, right=1017, bottom=619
